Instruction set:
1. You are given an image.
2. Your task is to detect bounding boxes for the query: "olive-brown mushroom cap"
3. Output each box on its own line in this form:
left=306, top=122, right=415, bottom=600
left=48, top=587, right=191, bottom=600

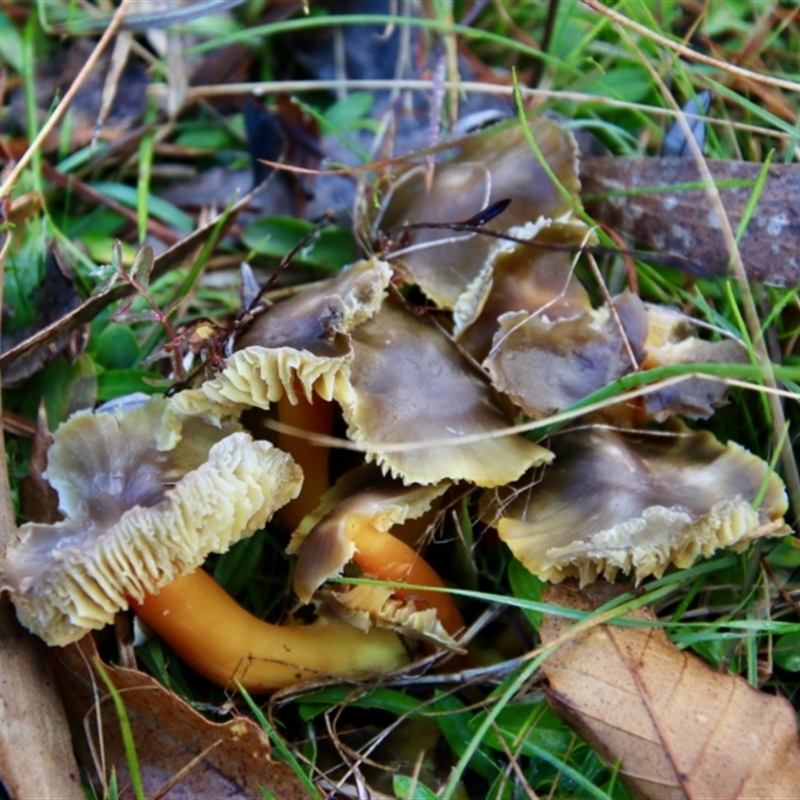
left=0, top=398, right=302, bottom=645
left=374, top=117, right=581, bottom=308
left=492, top=426, right=788, bottom=585
left=339, top=300, right=553, bottom=485
left=485, top=290, right=648, bottom=418
left=170, top=258, right=392, bottom=419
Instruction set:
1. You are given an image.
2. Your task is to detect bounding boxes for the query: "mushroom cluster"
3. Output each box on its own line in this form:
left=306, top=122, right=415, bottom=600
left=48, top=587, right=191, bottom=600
left=0, top=398, right=406, bottom=690
left=0, top=115, right=789, bottom=692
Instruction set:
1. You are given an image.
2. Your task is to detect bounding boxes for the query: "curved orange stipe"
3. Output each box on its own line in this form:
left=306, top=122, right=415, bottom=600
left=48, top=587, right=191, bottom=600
left=131, top=569, right=407, bottom=692
left=276, top=392, right=334, bottom=531
left=350, top=523, right=465, bottom=637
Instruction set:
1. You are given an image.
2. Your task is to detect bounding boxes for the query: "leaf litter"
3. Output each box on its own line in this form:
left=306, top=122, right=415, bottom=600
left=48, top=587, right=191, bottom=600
left=51, top=635, right=308, bottom=800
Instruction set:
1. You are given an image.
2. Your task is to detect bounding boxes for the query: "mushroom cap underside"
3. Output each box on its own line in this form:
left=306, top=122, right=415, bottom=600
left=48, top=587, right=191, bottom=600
left=1, top=398, right=302, bottom=645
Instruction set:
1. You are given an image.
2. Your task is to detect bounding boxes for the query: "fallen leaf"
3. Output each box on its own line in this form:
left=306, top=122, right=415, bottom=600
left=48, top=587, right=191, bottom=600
left=540, top=580, right=800, bottom=799
left=0, top=598, right=83, bottom=799
left=51, top=636, right=310, bottom=800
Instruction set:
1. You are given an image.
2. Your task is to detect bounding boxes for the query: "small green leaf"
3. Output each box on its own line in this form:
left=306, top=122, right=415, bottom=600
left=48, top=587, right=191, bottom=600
left=0, top=9, right=24, bottom=71
left=392, top=774, right=438, bottom=800
left=129, top=245, right=155, bottom=287
left=90, top=182, right=194, bottom=232
left=775, top=632, right=800, bottom=672
left=508, top=557, right=546, bottom=632
left=689, top=636, right=727, bottom=668
left=766, top=539, right=800, bottom=570
left=298, top=686, right=422, bottom=722
left=38, top=354, right=98, bottom=428
left=323, top=92, right=374, bottom=130
left=93, top=325, right=140, bottom=370
left=174, top=125, right=233, bottom=149
left=242, top=216, right=355, bottom=273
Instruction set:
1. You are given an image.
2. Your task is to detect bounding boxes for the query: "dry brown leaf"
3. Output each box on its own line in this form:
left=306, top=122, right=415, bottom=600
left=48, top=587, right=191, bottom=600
left=0, top=598, right=83, bottom=799
left=51, top=636, right=310, bottom=799
left=541, top=580, right=800, bottom=799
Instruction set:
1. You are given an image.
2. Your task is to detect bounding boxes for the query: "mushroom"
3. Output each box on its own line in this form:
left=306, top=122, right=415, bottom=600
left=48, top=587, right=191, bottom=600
left=0, top=397, right=407, bottom=690
left=287, top=464, right=463, bottom=647
left=636, top=303, right=748, bottom=421
left=371, top=116, right=581, bottom=309
left=170, top=257, right=392, bottom=419
left=489, top=426, right=789, bottom=585
left=339, top=299, right=552, bottom=485
left=171, top=257, right=392, bottom=527
left=484, top=289, right=648, bottom=418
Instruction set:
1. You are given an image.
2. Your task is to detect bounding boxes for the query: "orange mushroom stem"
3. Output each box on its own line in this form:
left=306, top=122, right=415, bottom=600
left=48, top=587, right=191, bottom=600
left=290, top=472, right=466, bottom=643
left=347, top=523, right=464, bottom=637
left=131, top=569, right=407, bottom=691
left=276, top=390, right=334, bottom=531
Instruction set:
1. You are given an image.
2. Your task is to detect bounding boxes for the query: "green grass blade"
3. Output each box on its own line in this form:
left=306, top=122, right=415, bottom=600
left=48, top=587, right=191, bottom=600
left=136, top=102, right=158, bottom=244
left=237, top=682, right=323, bottom=800
left=94, top=659, right=145, bottom=800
